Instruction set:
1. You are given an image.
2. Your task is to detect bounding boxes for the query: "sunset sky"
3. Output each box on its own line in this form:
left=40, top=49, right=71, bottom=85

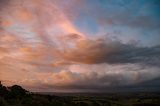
left=0, top=0, right=160, bottom=92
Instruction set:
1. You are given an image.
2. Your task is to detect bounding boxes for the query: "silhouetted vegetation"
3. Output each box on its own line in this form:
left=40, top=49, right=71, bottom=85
left=0, top=82, right=160, bottom=106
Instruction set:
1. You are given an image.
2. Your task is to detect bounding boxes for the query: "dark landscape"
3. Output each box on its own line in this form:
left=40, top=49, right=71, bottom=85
left=1, top=82, right=160, bottom=106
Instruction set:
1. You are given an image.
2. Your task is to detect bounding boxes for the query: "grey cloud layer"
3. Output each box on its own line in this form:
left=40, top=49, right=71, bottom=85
left=60, top=37, right=160, bottom=67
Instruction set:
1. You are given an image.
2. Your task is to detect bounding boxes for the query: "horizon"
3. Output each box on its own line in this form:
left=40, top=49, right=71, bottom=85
left=0, top=0, right=160, bottom=92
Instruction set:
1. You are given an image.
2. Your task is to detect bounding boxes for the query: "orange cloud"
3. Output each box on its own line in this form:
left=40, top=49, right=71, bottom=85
left=54, top=38, right=113, bottom=64
left=18, top=46, right=48, bottom=61
left=59, top=20, right=85, bottom=39
left=0, top=35, right=16, bottom=42
left=0, top=47, right=9, bottom=59
left=14, top=8, right=32, bottom=22
left=1, top=19, right=12, bottom=27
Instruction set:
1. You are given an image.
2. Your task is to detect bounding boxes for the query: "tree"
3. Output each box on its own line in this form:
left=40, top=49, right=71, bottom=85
left=8, top=85, right=28, bottom=99
left=0, top=81, right=8, bottom=97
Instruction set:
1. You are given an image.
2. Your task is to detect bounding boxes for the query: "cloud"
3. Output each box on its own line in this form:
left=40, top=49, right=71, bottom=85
left=0, top=0, right=10, bottom=9
left=0, top=38, right=160, bottom=92
left=13, top=63, right=159, bottom=92
left=0, top=0, right=160, bottom=92
left=56, top=36, right=160, bottom=67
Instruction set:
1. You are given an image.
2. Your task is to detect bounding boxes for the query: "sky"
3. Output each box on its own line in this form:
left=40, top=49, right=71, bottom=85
left=0, top=0, right=160, bottom=92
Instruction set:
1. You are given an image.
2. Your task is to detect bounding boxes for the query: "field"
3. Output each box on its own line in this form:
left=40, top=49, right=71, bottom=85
left=1, top=92, right=160, bottom=106
left=1, top=83, right=160, bottom=106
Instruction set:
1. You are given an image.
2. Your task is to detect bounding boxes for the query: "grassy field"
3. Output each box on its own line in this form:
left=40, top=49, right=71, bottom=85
left=1, top=84, right=160, bottom=106
left=1, top=92, right=160, bottom=106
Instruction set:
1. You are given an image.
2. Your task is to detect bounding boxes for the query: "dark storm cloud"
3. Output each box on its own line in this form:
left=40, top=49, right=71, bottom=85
left=106, top=44, right=160, bottom=66
left=61, top=37, right=160, bottom=67
left=0, top=0, right=10, bottom=9
left=0, top=0, right=9, bottom=5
